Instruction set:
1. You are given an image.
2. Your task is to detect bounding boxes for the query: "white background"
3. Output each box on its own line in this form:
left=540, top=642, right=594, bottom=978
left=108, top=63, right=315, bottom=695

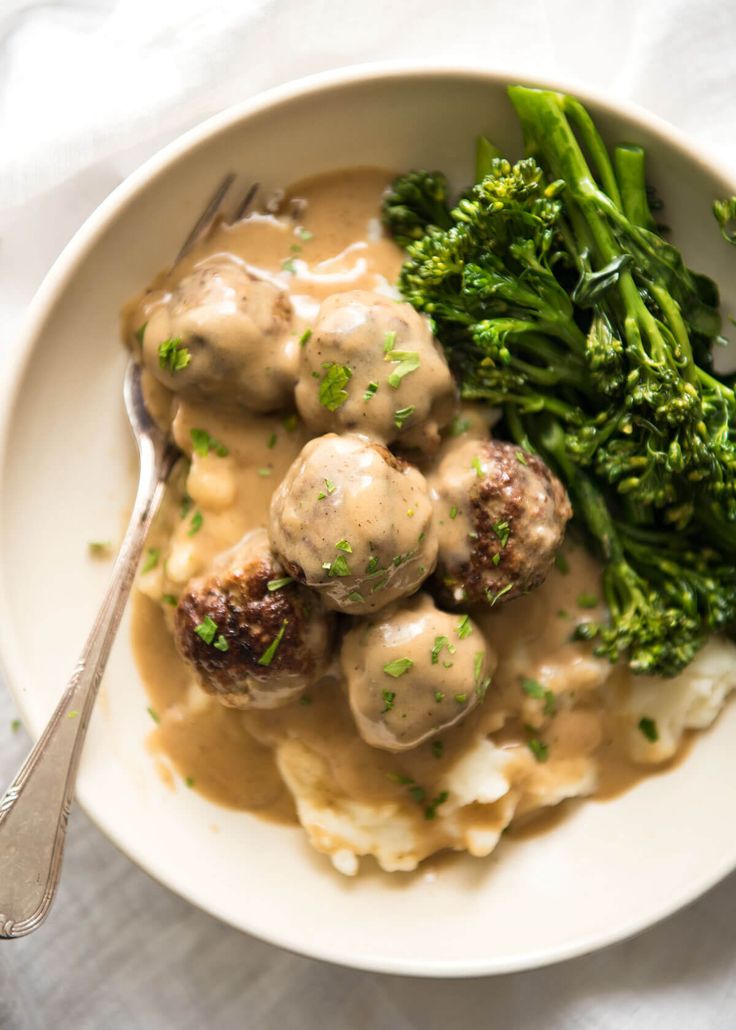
left=2, top=0, right=736, bottom=1026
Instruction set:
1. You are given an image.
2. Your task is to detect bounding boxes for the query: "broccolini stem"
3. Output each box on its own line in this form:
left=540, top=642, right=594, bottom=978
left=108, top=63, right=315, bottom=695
left=613, top=145, right=657, bottom=230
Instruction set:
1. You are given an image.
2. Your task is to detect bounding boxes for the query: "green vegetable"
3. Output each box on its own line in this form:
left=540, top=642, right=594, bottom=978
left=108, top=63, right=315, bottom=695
left=638, top=716, right=659, bottom=742
left=190, top=428, right=228, bottom=457
left=385, top=349, right=420, bottom=388
left=158, top=337, right=190, bottom=373
left=147, top=706, right=160, bottom=724
left=364, top=381, right=379, bottom=401
left=323, top=554, right=351, bottom=578
left=431, top=740, right=444, bottom=759
left=394, top=405, right=415, bottom=429
left=142, top=547, right=160, bottom=573
left=527, top=736, right=549, bottom=763
left=381, top=690, right=396, bottom=713
left=187, top=511, right=203, bottom=536
left=258, top=620, right=288, bottom=666
left=194, top=616, right=217, bottom=645
left=319, top=362, right=352, bottom=411
left=384, top=86, right=736, bottom=678
left=383, top=657, right=414, bottom=678
left=455, top=614, right=472, bottom=639
left=267, top=576, right=294, bottom=591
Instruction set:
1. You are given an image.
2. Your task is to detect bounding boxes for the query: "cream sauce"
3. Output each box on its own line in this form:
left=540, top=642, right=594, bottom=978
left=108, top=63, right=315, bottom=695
left=127, top=168, right=694, bottom=859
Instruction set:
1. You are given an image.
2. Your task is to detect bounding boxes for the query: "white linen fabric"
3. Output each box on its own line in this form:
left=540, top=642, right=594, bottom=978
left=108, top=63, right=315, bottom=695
left=2, top=1, right=736, bottom=1026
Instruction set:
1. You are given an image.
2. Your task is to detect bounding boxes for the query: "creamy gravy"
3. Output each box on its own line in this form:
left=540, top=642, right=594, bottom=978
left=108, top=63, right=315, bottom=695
left=127, top=168, right=684, bottom=857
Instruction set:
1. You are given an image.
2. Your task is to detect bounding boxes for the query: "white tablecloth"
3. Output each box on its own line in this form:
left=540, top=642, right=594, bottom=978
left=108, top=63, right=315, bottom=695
left=2, top=2, right=736, bottom=1026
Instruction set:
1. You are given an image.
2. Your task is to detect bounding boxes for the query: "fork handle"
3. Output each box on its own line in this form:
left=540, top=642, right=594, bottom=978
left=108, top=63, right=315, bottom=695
left=0, top=435, right=177, bottom=938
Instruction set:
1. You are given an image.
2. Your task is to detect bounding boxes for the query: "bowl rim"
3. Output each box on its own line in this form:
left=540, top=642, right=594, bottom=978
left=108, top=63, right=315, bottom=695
left=2, top=59, right=736, bottom=977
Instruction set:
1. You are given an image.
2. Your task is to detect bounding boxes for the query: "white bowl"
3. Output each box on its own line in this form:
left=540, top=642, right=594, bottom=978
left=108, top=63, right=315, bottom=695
left=3, top=63, right=736, bottom=977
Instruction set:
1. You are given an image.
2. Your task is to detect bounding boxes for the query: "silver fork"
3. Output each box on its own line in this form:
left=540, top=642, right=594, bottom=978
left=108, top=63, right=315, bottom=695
left=0, top=174, right=257, bottom=939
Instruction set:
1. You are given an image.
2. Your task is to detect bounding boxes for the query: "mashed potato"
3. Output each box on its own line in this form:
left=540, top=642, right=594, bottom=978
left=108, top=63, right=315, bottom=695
left=274, top=634, right=736, bottom=875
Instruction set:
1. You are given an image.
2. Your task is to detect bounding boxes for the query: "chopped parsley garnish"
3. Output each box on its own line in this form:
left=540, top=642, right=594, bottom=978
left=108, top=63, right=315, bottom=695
left=638, top=716, right=659, bottom=742
left=424, top=790, right=449, bottom=820
left=158, top=337, right=191, bottom=373
left=67, top=710, right=79, bottom=720
left=335, top=538, right=352, bottom=553
left=364, top=381, right=379, bottom=401
left=190, top=428, right=228, bottom=457
left=555, top=553, right=570, bottom=574
left=187, top=511, right=203, bottom=536
left=577, top=593, right=599, bottom=609
left=471, top=455, right=484, bottom=478
left=282, top=414, right=298, bottom=432
left=454, top=693, right=467, bottom=704
left=257, top=467, right=272, bottom=477
left=282, top=257, right=297, bottom=273
left=323, top=554, right=351, bottom=577
left=557, top=609, right=569, bottom=618
left=134, top=322, right=147, bottom=345
left=486, top=583, right=513, bottom=606
left=492, top=521, right=510, bottom=547
left=383, top=657, right=414, bottom=678
left=147, top=706, right=160, bottom=724
left=455, top=614, right=472, bottom=639
left=319, top=362, right=352, bottom=411
left=267, top=576, right=294, bottom=592
left=297, top=227, right=313, bottom=241
left=449, top=505, right=458, bottom=520
left=213, top=635, right=229, bottom=652
left=290, top=243, right=302, bottom=254
left=317, top=477, right=337, bottom=500
left=366, top=556, right=380, bottom=575
left=491, top=553, right=501, bottom=566
left=527, top=737, right=549, bottom=763
left=184, top=776, right=195, bottom=788
left=434, top=691, right=445, bottom=702
left=381, top=690, right=396, bottom=713
left=142, top=547, right=160, bottom=573
left=10, top=718, right=20, bottom=733
left=473, top=651, right=485, bottom=685
left=258, top=620, right=288, bottom=666
left=88, top=540, right=111, bottom=557
left=386, top=350, right=420, bottom=388
left=299, top=328, right=312, bottom=347
left=370, top=572, right=389, bottom=593
left=516, top=450, right=529, bottom=466
left=448, top=415, right=471, bottom=437
left=431, top=635, right=456, bottom=664
left=521, top=677, right=556, bottom=716
left=180, top=495, right=192, bottom=518
left=194, top=616, right=218, bottom=645
left=383, top=330, right=397, bottom=354
left=162, top=594, right=178, bottom=606
left=521, top=677, right=545, bottom=699
left=267, top=432, right=277, bottom=449
left=393, top=405, right=415, bottom=429
left=347, top=590, right=365, bottom=603
left=431, top=740, right=444, bottom=759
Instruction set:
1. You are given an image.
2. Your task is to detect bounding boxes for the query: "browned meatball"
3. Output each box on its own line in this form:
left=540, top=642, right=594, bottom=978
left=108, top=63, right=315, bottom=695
left=174, top=529, right=333, bottom=708
left=428, top=438, right=572, bottom=607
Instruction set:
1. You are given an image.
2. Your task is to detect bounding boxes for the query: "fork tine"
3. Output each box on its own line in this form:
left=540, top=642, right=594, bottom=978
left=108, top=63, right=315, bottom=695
left=172, top=172, right=236, bottom=266
left=231, top=182, right=260, bottom=223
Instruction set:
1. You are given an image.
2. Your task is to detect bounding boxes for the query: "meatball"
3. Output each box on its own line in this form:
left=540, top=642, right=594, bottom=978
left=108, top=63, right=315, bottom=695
left=342, top=594, right=495, bottom=752
left=139, top=255, right=295, bottom=411
left=174, top=529, right=333, bottom=709
left=429, top=438, right=572, bottom=607
left=269, top=433, right=438, bottom=614
left=295, top=290, right=455, bottom=451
